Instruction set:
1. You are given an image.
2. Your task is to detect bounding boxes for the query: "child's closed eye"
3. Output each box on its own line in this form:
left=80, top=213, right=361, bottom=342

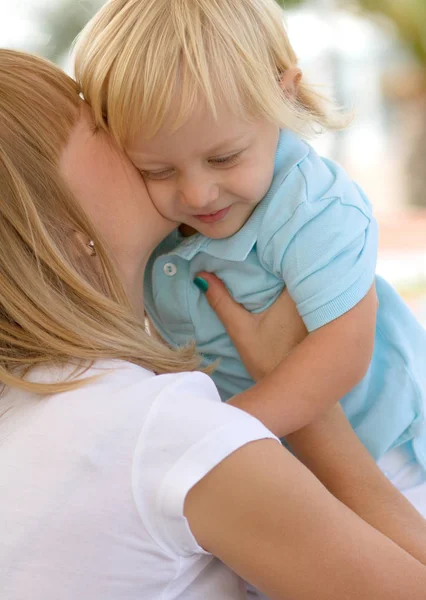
left=208, top=151, right=243, bottom=167
left=139, top=168, right=175, bottom=181
left=139, top=150, right=244, bottom=180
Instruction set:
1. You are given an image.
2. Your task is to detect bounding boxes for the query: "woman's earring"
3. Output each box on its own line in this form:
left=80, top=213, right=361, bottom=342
left=87, top=240, right=97, bottom=257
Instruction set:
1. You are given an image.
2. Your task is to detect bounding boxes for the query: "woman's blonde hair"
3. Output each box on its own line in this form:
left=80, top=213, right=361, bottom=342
left=0, top=49, right=202, bottom=394
left=75, top=0, right=347, bottom=146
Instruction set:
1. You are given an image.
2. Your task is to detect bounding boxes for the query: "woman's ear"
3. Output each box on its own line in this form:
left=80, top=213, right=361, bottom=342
left=279, top=67, right=303, bottom=98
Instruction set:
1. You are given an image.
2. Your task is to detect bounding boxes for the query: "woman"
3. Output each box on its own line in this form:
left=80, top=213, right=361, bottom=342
left=1, top=49, right=426, bottom=600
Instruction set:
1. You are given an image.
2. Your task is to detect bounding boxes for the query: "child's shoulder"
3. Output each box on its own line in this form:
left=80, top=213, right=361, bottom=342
left=258, top=131, right=374, bottom=243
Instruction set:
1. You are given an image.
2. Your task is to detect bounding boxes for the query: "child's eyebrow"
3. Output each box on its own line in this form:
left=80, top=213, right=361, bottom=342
left=206, top=135, right=248, bottom=155
left=126, top=134, right=250, bottom=163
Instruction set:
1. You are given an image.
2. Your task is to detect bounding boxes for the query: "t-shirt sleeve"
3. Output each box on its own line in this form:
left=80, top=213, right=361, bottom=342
left=259, top=164, right=378, bottom=332
left=132, top=372, right=279, bottom=557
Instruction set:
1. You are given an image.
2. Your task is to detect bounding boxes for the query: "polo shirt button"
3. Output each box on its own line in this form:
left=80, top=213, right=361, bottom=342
left=163, top=262, right=177, bottom=276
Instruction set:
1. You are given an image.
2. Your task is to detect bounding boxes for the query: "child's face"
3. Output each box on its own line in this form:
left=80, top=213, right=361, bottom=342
left=126, top=102, right=280, bottom=239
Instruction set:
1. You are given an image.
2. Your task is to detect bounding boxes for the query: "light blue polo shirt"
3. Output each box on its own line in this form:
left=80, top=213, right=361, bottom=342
left=145, top=129, right=426, bottom=467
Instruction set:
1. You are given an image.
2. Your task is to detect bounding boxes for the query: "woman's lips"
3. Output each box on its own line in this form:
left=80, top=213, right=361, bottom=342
left=194, top=207, right=230, bottom=223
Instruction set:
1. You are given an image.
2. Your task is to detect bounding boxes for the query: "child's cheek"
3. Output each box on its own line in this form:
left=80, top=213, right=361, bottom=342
left=235, top=164, right=273, bottom=205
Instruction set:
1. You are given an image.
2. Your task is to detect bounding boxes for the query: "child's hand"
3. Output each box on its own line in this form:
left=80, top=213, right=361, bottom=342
left=195, top=272, right=307, bottom=381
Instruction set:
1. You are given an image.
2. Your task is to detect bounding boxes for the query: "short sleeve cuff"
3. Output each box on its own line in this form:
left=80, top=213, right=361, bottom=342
left=157, top=416, right=278, bottom=556
left=301, top=267, right=376, bottom=331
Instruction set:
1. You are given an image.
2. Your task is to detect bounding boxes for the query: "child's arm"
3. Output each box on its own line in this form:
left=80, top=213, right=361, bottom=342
left=231, top=284, right=377, bottom=437
left=286, top=402, right=426, bottom=566
left=234, top=170, right=380, bottom=436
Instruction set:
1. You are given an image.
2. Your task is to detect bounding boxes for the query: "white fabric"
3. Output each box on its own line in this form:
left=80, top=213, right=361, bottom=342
left=378, top=442, right=426, bottom=517
left=0, top=360, right=277, bottom=600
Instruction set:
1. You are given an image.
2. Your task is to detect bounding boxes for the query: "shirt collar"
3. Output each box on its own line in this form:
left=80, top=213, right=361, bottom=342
left=170, top=129, right=309, bottom=262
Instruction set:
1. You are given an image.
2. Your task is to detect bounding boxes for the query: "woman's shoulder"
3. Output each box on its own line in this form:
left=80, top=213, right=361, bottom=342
left=4, top=359, right=270, bottom=461
left=21, top=359, right=214, bottom=400
left=84, top=360, right=218, bottom=407
left=57, top=361, right=221, bottom=429
left=2, top=361, right=219, bottom=437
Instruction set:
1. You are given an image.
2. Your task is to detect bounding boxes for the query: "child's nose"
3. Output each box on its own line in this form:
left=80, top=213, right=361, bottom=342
left=179, top=177, right=220, bottom=210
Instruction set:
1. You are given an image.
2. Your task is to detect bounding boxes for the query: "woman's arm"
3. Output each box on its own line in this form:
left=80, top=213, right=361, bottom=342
left=195, top=273, right=308, bottom=381
left=185, top=437, right=426, bottom=600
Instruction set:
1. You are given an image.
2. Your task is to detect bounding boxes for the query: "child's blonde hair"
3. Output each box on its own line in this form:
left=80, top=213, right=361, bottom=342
left=75, top=0, right=346, bottom=146
left=0, top=49, right=202, bottom=394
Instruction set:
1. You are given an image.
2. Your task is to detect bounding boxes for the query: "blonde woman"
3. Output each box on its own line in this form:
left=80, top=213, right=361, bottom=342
left=2, top=49, right=426, bottom=600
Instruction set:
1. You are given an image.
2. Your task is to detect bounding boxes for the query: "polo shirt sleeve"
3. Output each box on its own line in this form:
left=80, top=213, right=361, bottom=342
left=132, top=372, right=279, bottom=557
left=259, top=165, right=379, bottom=332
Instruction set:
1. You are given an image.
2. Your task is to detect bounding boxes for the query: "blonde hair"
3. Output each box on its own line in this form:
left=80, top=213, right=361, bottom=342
left=75, top=0, right=346, bottom=146
left=0, top=49, right=202, bottom=395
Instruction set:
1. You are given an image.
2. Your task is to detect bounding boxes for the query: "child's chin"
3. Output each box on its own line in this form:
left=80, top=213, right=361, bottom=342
left=200, top=222, right=242, bottom=240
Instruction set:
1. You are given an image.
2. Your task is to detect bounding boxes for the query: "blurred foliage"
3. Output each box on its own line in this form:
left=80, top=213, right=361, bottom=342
left=32, top=0, right=103, bottom=63
left=354, top=0, right=426, bottom=65
left=277, top=0, right=426, bottom=65
left=279, top=0, right=307, bottom=7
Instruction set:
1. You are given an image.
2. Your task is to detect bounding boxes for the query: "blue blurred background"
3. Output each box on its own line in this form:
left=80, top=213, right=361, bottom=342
left=2, top=0, right=426, bottom=324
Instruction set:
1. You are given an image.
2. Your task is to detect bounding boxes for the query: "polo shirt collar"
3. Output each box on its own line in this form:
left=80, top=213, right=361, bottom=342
left=273, top=127, right=310, bottom=176
left=171, top=129, right=309, bottom=262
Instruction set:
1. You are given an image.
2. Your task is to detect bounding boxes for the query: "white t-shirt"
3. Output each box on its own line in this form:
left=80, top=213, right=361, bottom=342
left=0, top=360, right=276, bottom=600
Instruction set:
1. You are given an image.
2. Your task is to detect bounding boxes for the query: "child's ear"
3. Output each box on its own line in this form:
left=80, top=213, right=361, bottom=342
left=279, top=67, right=302, bottom=98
